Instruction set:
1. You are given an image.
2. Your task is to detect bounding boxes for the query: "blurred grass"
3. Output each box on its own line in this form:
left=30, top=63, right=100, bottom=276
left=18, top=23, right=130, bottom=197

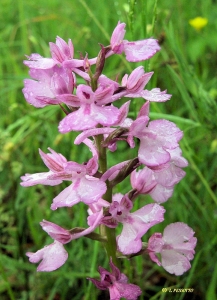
left=0, top=0, right=217, bottom=299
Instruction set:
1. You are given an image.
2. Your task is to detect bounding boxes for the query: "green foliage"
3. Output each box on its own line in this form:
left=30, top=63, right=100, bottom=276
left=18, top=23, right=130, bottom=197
left=0, top=0, right=216, bottom=299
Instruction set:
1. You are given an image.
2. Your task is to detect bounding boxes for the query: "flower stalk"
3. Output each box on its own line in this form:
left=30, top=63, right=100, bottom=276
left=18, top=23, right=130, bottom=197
left=21, top=21, right=197, bottom=299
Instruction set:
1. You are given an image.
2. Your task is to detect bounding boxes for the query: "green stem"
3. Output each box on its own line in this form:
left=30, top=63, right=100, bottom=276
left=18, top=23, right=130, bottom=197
left=95, top=131, right=120, bottom=268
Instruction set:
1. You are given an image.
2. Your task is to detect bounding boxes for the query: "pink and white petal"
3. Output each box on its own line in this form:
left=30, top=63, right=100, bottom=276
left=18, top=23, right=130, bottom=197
left=85, top=157, right=98, bottom=176
left=77, top=176, right=107, bottom=204
left=51, top=184, right=80, bottom=210
left=64, top=161, right=86, bottom=174
left=69, top=67, right=91, bottom=81
left=149, top=184, right=174, bottom=203
left=163, top=223, right=196, bottom=245
left=24, top=56, right=56, bottom=69
left=111, top=90, right=128, bottom=102
left=94, top=85, right=115, bottom=105
left=92, top=105, right=120, bottom=126
left=110, top=22, right=126, bottom=54
left=138, top=101, right=150, bottom=118
left=76, top=85, right=94, bottom=104
left=172, top=243, right=196, bottom=261
left=23, top=79, right=54, bottom=108
left=149, top=252, right=162, bottom=266
left=82, top=138, right=99, bottom=175
left=100, top=216, right=119, bottom=228
left=56, top=36, right=74, bottom=59
left=58, top=106, right=97, bottom=133
left=40, top=220, right=72, bottom=244
left=21, top=172, right=62, bottom=187
left=56, top=94, right=80, bottom=106
left=131, top=204, right=165, bottom=238
left=148, top=120, right=183, bottom=148
left=121, top=74, right=128, bottom=86
left=39, top=148, right=67, bottom=172
left=62, top=58, right=87, bottom=69
left=113, top=100, right=131, bottom=126
left=123, top=39, right=160, bottom=62
left=98, top=74, right=120, bottom=90
left=138, top=137, right=171, bottom=167
left=141, top=88, right=172, bottom=102
left=130, top=116, right=149, bottom=138
left=25, top=71, right=52, bottom=93
left=168, top=148, right=188, bottom=168
left=148, top=233, right=164, bottom=253
left=161, top=249, right=191, bottom=275
left=126, top=70, right=154, bottom=93
left=109, top=282, right=142, bottom=300
left=28, top=68, right=54, bottom=81
left=130, top=168, right=156, bottom=194
left=125, top=66, right=144, bottom=88
left=74, top=127, right=114, bottom=145
left=26, top=241, right=68, bottom=272
left=87, top=209, right=105, bottom=227
left=154, top=164, right=186, bottom=187
left=83, top=138, right=99, bottom=159
left=117, top=223, right=142, bottom=255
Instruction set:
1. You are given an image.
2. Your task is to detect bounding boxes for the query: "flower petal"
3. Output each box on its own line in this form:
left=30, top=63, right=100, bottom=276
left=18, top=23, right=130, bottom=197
left=123, top=39, right=160, bottom=62
left=161, top=249, right=191, bottom=275
left=26, top=241, right=68, bottom=272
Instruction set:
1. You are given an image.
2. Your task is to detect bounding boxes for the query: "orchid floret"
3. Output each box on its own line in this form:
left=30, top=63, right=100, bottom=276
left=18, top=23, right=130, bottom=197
left=148, top=222, right=197, bottom=275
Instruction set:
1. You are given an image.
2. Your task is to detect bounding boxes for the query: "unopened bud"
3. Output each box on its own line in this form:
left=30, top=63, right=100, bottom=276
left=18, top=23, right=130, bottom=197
left=102, top=127, right=129, bottom=147
left=109, top=157, right=140, bottom=187
left=93, top=45, right=110, bottom=82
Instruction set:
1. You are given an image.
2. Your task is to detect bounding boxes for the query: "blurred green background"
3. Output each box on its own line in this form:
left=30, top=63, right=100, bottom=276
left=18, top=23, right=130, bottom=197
left=0, top=0, right=217, bottom=299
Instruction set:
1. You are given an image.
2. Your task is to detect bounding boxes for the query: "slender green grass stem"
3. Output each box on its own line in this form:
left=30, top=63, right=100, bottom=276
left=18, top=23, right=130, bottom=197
left=0, top=260, right=15, bottom=300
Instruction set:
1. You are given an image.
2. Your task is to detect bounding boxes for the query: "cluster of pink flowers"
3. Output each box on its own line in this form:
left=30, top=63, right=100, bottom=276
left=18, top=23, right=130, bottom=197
left=21, top=21, right=197, bottom=299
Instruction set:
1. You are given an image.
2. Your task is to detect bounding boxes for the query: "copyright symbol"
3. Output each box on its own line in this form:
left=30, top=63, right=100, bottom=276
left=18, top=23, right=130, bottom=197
left=162, top=288, right=167, bottom=292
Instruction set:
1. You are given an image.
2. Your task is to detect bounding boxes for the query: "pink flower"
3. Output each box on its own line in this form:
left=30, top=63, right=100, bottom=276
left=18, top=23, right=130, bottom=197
left=24, top=53, right=57, bottom=70
left=26, top=241, right=68, bottom=272
left=50, top=175, right=106, bottom=210
left=110, top=22, right=160, bottom=62
left=130, top=166, right=172, bottom=204
left=110, top=22, right=126, bottom=54
left=20, top=146, right=107, bottom=209
left=88, top=258, right=142, bottom=300
left=130, top=167, right=156, bottom=196
left=121, top=66, right=154, bottom=94
left=101, top=194, right=165, bottom=255
left=24, top=36, right=84, bottom=70
left=27, top=213, right=103, bottom=272
left=49, top=36, right=74, bottom=63
left=58, top=84, right=120, bottom=132
left=126, top=87, right=172, bottom=102
left=150, top=147, right=188, bottom=187
left=132, top=119, right=183, bottom=167
left=131, top=147, right=188, bottom=203
left=148, top=222, right=197, bottom=275
left=40, top=220, right=73, bottom=243
left=23, top=66, right=76, bottom=108
left=20, top=148, right=68, bottom=186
